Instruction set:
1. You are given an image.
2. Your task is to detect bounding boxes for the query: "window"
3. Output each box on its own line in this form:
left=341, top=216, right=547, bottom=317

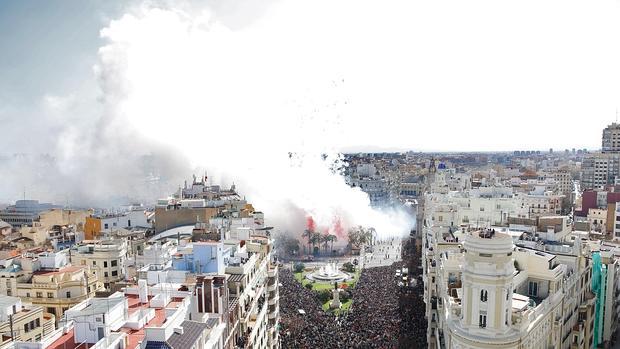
left=47, top=292, right=53, bottom=298
left=66, top=291, right=71, bottom=298
left=528, top=281, right=538, bottom=297
left=104, top=223, right=108, bottom=229
left=480, top=289, right=488, bottom=302
left=36, top=292, right=42, bottom=298
left=93, top=261, right=96, bottom=266
left=111, top=270, right=118, bottom=277
left=104, top=261, right=108, bottom=268
left=26, top=293, right=30, bottom=298
left=35, top=318, right=40, bottom=327
left=127, top=220, right=131, bottom=227
left=111, top=260, right=117, bottom=267
left=104, top=272, right=108, bottom=277
left=479, top=314, right=487, bottom=328
left=24, top=324, right=29, bottom=333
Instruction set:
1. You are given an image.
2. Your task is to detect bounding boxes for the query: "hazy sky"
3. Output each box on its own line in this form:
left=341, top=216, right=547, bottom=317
left=1, top=0, right=619, bottom=154
left=1, top=0, right=618, bottom=232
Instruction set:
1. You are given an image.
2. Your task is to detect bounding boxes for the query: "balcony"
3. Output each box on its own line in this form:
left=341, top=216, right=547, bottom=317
left=21, top=293, right=92, bottom=305
left=267, top=264, right=278, bottom=278
left=268, top=305, right=279, bottom=320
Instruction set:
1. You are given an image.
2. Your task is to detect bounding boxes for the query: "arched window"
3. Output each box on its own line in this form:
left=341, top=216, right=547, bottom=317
left=480, top=289, right=488, bottom=302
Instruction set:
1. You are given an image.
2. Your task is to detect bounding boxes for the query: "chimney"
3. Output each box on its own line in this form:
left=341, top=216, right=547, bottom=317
left=138, top=279, right=148, bottom=304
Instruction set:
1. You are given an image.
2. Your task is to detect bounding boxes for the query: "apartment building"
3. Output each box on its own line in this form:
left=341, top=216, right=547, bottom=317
left=84, top=209, right=151, bottom=240
left=0, top=201, right=62, bottom=228
left=168, top=227, right=279, bottom=348
left=0, top=296, right=55, bottom=344
left=423, top=188, right=596, bottom=349
left=581, top=123, right=620, bottom=189
left=602, top=122, right=620, bottom=153
left=49, top=281, right=227, bottom=349
left=154, top=198, right=220, bottom=234
left=70, top=240, right=128, bottom=289
left=132, top=181, right=280, bottom=349
left=15, top=266, right=101, bottom=322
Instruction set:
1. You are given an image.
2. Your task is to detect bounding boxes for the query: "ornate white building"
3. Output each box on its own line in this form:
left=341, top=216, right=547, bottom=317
left=424, top=192, right=596, bottom=348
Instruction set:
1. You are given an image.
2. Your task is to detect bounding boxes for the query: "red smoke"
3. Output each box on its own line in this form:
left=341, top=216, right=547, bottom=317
left=306, top=216, right=316, bottom=232
left=305, top=214, right=347, bottom=239
left=333, top=218, right=345, bottom=238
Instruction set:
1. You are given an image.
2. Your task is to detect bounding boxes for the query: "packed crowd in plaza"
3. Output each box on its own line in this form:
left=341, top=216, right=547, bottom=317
left=279, top=238, right=427, bottom=348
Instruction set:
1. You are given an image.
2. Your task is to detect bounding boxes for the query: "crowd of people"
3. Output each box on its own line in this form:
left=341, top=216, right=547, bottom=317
left=279, top=238, right=427, bottom=348
left=397, top=239, right=428, bottom=348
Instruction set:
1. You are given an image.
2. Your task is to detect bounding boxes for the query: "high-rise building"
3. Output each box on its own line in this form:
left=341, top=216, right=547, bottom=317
left=582, top=124, right=620, bottom=189
left=602, top=123, right=620, bottom=153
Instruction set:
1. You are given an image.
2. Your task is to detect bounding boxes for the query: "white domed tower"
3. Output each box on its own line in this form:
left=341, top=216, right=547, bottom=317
left=450, top=229, right=519, bottom=348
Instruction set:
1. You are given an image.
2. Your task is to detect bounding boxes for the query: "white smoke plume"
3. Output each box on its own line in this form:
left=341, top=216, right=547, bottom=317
left=0, top=86, right=192, bottom=207
left=7, top=0, right=611, bottom=236
left=94, top=2, right=416, bottom=237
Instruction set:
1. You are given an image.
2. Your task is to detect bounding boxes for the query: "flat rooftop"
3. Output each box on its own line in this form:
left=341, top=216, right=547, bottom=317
left=49, top=292, right=187, bottom=349
left=121, top=294, right=185, bottom=349
left=33, top=265, right=84, bottom=275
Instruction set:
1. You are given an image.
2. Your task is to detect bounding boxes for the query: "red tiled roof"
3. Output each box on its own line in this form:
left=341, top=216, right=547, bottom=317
left=48, top=329, right=77, bottom=349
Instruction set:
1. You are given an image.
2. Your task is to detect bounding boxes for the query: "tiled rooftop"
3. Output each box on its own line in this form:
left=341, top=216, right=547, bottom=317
left=166, top=320, right=209, bottom=348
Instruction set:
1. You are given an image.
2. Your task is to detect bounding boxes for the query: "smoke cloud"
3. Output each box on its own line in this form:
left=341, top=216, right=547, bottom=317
left=11, top=0, right=614, bottom=235
left=91, top=2, right=415, bottom=236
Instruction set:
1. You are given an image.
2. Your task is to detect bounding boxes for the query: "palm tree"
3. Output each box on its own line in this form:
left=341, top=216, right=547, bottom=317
left=302, top=229, right=313, bottom=255
left=311, top=232, right=322, bottom=255
left=321, top=234, right=330, bottom=253
left=328, top=234, right=337, bottom=254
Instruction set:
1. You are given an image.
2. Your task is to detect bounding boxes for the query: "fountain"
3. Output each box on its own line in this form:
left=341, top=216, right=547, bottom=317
left=305, top=262, right=352, bottom=283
